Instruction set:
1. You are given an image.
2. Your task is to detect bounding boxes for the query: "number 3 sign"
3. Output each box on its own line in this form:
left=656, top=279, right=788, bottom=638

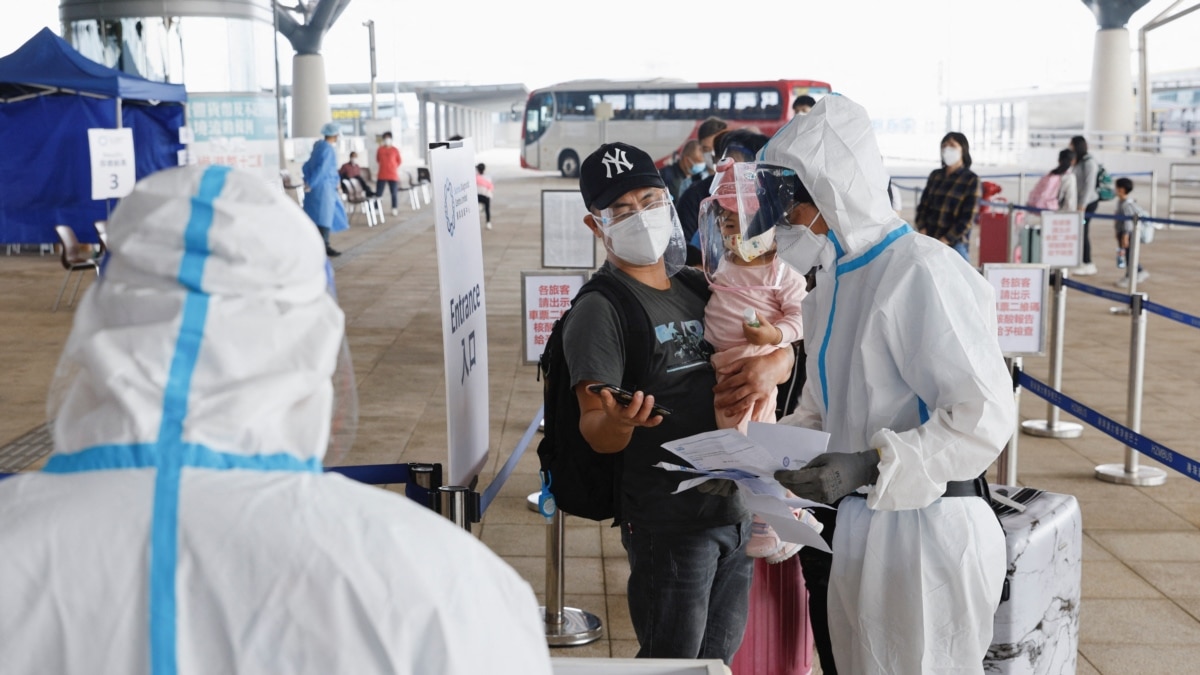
left=88, top=128, right=136, bottom=200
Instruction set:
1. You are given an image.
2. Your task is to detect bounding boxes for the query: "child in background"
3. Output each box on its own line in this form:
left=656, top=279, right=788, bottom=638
left=699, top=158, right=813, bottom=563
left=476, top=163, right=494, bottom=230
left=1114, top=177, right=1151, bottom=286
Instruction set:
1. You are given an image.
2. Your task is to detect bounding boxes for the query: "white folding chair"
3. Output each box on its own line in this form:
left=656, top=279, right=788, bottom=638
left=53, top=225, right=99, bottom=312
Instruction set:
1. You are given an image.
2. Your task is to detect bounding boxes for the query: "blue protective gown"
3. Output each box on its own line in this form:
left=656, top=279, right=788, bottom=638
left=302, top=140, right=349, bottom=233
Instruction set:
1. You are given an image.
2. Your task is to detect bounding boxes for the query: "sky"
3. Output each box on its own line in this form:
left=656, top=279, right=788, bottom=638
left=3, top=0, right=1198, bottom=120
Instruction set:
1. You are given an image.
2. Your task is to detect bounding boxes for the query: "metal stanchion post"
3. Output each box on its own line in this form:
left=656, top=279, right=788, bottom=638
left=438, top=486, right=473, bottom=532
left=1095, top=291, right=1167, bottom=486
left=996, top=357, right=1021, bottom=485
left=1023, top=269, right=1083, bottom=438
left=540, top=510, right=603, bottom=646
left=1150, top=170, right=1158, bottom=218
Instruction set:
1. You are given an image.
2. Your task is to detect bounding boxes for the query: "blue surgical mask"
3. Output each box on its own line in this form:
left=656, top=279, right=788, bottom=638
left=690, top=162, right=706, bottom=175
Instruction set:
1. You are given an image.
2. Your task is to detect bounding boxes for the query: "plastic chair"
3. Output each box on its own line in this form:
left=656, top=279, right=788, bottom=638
left=341, top=178, right=384, bottom=227
left=414, top=167, right=432, bottom=205
left=398, top=172, right=423, bottom=210
left=280, top=170, right=305, bottom=204
left=53, top=225, right=99, bottom=312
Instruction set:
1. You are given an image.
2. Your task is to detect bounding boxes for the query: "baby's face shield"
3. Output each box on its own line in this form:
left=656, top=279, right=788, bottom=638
left=697, top=160, right=798, bottom=286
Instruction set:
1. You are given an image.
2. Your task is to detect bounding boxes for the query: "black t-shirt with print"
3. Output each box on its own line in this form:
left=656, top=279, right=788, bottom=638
left=563, top=263, right=748, bottom=532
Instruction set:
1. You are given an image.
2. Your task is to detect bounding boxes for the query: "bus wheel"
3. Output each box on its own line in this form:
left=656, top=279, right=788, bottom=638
left=558, top=150, right=580, bottom=178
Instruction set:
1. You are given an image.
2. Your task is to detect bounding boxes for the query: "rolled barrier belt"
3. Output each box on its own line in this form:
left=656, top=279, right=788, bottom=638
left=1143, top=301, right=1200, bottom=329
left=326, top=462, right=411, bottom=484
left=480, top=404, right=544, bottom=515
left=1063, top=277, right=1133, bottom=304
left=1017, top=369, right=1200, bottom=483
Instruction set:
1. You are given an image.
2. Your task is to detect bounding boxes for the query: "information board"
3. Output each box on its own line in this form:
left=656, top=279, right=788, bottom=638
left=1040, top=211, right=1083, bottom=268
left=542, top=190, right=597, bottom=269
left=87, top=128, right=136, bottom=199
left=431, top=139, right=490, bottom=485
left=521, top=272, right=588, bottom=365
left=983, top=263, right=1049, bottom=356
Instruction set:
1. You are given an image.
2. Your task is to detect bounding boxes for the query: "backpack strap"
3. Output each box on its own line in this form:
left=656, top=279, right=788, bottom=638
left=577, top=274, right=653, bottom=391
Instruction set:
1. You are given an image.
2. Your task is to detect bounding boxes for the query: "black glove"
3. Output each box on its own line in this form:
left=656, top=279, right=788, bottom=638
left=774, top=450, right=880, bottom=504
left=696, top=478, right=738, bottom=497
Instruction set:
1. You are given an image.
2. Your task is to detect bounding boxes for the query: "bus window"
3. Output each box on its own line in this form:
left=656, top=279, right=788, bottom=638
left=733, top=91, right=759, bottom=119
left=556, top=91, right=594, bottom=119
left=596, top=93, right=631, bottom=120
left=633, top=91, right=670, bottom=120
left=673, top=91, right=711, bottom=119
left=524, top=92, right=553, bottom=144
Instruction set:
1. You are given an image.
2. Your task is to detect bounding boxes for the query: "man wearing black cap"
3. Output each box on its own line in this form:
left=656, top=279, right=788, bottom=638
left=563, top=142, right=793, bottom=663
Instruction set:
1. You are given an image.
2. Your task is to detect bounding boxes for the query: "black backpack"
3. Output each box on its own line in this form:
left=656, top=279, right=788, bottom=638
left=536, top=269, right=709, bottom=522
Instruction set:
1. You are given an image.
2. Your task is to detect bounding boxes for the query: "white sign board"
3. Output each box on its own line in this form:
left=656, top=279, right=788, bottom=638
left=431, top=139, right=490, bottom=485
left=542, top=190, right=597, bottom=269
left=1040, top=211, right=1083, bottom=268
left=983, top=264, right=1049, bottom=357
left=87, top=128, right=136, bottom=200
left=522, top=272, right=588, bottom=365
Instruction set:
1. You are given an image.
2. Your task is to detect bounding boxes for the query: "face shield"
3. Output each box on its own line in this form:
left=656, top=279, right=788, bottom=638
left=697, top=160, right=797, bottom=287
left=595, top=189, right=688, bottom=277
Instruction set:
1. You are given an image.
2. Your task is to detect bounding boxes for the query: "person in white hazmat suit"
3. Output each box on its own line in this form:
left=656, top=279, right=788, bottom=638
left=753, top=96, right=1015, bottom=673
left=0, top=165, right=552, bottom=675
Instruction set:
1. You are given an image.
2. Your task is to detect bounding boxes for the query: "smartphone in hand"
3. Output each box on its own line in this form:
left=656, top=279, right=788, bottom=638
left=586, top=383, right=673, bottom=417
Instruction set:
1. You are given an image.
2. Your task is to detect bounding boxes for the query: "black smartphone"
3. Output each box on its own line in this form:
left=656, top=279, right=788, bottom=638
left=586, top=383, right=673, bottom=417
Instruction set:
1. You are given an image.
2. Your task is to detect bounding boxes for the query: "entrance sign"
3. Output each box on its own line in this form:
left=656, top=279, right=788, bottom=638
left=1040, top=211, right=1083, bottom=268
left=984, top=263, right=1050, bottom=356
left=88, top=128, right=135, bottom=200
left=542, top=190, right=596, bottom=269
left=522, top=272, right=588, bottom=365
left=431, top=138, right=490, bottom=485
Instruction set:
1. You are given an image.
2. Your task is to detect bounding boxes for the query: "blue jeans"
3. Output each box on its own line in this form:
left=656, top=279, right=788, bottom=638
left=621, top=520, right=753, bottom=663
left=953, top=239, right=969, bottom=262
left=376, top=179, right=399, bottom=209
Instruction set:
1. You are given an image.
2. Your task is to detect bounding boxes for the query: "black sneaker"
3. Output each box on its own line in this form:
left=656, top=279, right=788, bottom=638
left=326, top=247, right=342, bottom=257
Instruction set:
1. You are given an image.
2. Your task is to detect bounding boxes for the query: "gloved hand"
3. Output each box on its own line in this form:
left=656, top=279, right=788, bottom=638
left=774, top=450, right=880, bottom=504
left=696, top=478, right=738, bottom=497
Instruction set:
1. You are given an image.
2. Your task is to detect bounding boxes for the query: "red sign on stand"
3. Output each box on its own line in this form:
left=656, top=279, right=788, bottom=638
left=983, top=264, right=1049, bottom=356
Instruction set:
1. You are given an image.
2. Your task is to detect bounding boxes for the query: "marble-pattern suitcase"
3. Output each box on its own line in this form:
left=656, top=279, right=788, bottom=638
left=731, top=555, right=813, bottom=675
left=984, top=485, right=1082, bottom=674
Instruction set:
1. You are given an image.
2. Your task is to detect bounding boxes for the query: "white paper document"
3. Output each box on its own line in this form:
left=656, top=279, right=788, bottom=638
left=658, top=424, right=835, bottom=553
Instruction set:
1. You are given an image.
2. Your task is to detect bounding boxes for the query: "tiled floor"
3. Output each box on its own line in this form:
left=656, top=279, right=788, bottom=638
left=3, top=149, right=1199, bottom=673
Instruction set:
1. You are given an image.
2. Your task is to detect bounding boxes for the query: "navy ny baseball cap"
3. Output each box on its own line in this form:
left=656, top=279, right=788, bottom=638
left=579, top=142, right=667, bottom=211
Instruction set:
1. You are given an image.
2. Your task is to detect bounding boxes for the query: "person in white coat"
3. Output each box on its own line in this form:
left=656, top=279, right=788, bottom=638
left=0, top=165, right=552, bottom=675
left=757, top=96, right=1015, bottom=674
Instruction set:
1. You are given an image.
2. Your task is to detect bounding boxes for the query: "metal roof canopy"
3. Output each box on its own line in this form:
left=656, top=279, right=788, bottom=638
left=281, top=81, right=529, bottom=113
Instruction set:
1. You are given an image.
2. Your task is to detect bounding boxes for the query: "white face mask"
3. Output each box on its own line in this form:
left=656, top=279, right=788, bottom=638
left=775, top=210, right=832, bottom=275
left=703, top=151, right=715, bottom=172
left=602, top=206, right=676, bottom=266
left=942, top=146, right=962, bottom=167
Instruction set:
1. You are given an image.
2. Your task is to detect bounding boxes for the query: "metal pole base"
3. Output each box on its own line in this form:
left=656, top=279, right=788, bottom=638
left=542, top=607, right=603, bottom=647
left=527, top=491, right=540, bottom=513
left=1021, top=419, right=1084, bottom=438
left=1095, top=463, right=1168, bottom=486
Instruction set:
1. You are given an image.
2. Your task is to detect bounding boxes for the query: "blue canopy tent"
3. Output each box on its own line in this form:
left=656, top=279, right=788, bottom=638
left=0, top=28, right=187, bottom=245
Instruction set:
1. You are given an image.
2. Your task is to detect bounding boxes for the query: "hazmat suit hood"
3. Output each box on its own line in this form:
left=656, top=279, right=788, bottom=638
left=760, top=95, right=904, bottom=257
left=48, top=164, right=345, bottom=464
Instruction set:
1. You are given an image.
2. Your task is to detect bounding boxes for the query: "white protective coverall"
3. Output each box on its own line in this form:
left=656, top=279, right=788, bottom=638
left=764, top=97, right=1015, bottom=674
left=0, top=165, right=552, bottom=675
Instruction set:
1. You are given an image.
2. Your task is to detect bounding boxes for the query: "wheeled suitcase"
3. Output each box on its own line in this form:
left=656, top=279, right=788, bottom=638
left=984, top=485, right=1082, bottom=674
left=731, top=555, right=814, bottom=675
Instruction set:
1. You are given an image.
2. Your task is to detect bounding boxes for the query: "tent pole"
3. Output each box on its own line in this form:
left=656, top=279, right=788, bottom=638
left=116, top=98, right=123, bottom=129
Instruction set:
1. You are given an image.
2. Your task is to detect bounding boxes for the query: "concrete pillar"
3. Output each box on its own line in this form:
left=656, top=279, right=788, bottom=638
left=434, top=103, right=443, bottom=143
left=292, top=53, right=331, bottom=138
left=1086, top=28, right=1135, bottom=134
left=418, top=95, right=429, bottom=161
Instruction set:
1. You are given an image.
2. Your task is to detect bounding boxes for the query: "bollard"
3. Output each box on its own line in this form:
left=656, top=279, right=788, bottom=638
left=1095, top=292, right=1167, bottom=486
left=405, top=462, right=441, bottom=512
left=540, top=510, right=603, bottom=647
left=996, top=357, right=1021, bottom=486
left=438, top=485, right=473, bottom=532
left=1022, top=269, right=1083, bottom=439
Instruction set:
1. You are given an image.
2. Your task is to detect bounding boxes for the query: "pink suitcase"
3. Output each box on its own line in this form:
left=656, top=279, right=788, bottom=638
left=731, top=555, right=814, bottom=675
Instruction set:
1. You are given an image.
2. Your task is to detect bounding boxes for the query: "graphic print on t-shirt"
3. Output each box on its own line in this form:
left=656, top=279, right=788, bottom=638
left=656, top=319, right=711, bottom=373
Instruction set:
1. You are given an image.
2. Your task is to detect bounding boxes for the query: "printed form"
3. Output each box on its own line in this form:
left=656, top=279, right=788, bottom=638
left=658, top=423, right=833, bottom=553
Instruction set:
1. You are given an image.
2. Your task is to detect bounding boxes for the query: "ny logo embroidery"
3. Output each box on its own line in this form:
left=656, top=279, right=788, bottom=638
left=601, top=148, right=633, bottom=178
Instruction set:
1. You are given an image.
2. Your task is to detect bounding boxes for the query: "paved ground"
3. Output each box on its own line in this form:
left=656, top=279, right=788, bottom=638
left=3, top=148, right=1200, bottom=672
